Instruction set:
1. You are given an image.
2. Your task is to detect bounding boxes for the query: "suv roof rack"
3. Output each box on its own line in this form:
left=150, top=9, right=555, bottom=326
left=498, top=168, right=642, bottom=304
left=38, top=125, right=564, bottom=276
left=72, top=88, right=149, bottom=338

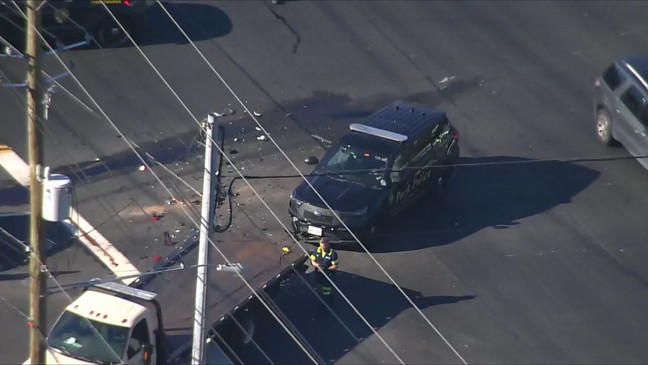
left=349, top=123, right=408, bottom=142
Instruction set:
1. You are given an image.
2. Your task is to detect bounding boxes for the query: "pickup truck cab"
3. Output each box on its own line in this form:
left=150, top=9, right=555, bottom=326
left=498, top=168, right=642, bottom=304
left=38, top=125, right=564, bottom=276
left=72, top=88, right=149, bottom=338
left=28, top=282, right=164, bottom=364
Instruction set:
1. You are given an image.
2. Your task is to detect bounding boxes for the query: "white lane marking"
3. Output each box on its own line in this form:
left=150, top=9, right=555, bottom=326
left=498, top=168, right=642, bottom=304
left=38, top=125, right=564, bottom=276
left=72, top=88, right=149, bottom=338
left=0, top=144, right=140, bottom=284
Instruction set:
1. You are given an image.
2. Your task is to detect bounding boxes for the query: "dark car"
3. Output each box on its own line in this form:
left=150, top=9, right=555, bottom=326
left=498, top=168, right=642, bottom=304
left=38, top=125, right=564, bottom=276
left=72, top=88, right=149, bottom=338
left=0, top=0, right=148, bottom=49
left=594, top=56, right=648, bottom=170
left=289, top=101, right=460, bottom=248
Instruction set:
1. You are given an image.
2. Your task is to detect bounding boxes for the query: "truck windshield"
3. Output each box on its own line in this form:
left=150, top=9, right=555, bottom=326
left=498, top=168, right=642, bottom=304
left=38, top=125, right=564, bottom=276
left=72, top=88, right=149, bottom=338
left=318, top=143, right=389, bottom=188
left=48, top=311, right=128, bottom=364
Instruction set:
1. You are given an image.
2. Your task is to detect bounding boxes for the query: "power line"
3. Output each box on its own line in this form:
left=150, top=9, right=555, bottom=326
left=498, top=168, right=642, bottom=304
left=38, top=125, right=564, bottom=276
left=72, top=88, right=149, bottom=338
left=0, top=226, right=124, bottom=363
left=99, top=1, right=404, bottom=362
left=9, top=2, right=322, bottom=362
left=152, top=1, right=464, bottom=363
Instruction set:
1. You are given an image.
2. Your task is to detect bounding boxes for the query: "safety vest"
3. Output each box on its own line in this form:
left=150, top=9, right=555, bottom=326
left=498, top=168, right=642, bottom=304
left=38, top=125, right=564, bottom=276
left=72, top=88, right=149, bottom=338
left=310, top=247, right=339, bottom=270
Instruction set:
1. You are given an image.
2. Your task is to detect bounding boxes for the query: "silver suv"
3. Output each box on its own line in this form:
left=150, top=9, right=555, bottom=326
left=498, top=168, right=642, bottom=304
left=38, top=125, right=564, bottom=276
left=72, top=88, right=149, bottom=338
left=594, top=56, right=648, bottom=170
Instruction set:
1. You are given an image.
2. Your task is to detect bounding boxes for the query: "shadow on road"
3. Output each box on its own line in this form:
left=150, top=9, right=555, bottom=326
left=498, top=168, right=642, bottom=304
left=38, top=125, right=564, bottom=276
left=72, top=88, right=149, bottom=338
left=226, top=269, right=475, bottom=364
left=139, top=2, right=232, bottom=46
left=369, top=156, right=600, bottom=253
left=51, top=129, right=201, bottom=187
left=0, top=214, right=76, bottom=271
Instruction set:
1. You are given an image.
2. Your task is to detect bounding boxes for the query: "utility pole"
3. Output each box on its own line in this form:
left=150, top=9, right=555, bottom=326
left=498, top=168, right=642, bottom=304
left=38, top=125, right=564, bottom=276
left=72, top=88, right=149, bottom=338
left=191, top=113, right=219, bottom=364
left=26, top=1, right=47, bottom=364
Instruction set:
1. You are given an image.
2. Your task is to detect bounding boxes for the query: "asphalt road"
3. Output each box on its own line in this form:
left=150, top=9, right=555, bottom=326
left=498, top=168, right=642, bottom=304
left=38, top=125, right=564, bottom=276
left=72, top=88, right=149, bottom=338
left=2, top=1, right=648, bottom=364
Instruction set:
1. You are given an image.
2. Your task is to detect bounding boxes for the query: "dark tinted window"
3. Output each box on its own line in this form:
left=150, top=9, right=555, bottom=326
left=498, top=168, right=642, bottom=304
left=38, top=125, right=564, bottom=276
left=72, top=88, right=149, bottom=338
left=603, top=64, right=625, bottom=90
left=127, top=319, right=150, bottom=359
left=620, top=86, right=648, bottom=127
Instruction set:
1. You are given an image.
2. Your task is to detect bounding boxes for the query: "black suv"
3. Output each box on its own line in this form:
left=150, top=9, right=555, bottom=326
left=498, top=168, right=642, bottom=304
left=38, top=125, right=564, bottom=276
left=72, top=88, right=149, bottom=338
left=594, top=56, right=648, bottom=170
left=0, top=0, right=148, bottom=49
left=289, top=101, right=460, bottom=248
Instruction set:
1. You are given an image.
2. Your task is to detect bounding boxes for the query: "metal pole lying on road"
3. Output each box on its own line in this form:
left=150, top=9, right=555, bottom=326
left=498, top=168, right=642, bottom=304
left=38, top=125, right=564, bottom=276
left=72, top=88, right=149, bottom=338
left=192, top=113, right=219, bottom=364
left=25, top=2, right=48, bottom=364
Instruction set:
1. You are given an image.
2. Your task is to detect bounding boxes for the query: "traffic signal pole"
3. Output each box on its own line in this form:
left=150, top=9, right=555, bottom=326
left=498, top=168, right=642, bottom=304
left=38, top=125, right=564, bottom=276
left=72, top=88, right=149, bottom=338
left=25, top=1, right=47, bottom=364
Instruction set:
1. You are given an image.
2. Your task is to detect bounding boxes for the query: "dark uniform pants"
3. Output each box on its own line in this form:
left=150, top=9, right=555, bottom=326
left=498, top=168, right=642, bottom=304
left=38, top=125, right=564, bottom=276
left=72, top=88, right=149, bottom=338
left=315, top=269, right=335, bottom=296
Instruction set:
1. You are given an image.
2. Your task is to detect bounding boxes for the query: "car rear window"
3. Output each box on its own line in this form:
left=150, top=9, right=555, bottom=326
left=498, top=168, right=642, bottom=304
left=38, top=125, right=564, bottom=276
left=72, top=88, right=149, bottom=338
left=603, top=64, right=625, bottom=90
left=620, top=86, right=648, bottom=127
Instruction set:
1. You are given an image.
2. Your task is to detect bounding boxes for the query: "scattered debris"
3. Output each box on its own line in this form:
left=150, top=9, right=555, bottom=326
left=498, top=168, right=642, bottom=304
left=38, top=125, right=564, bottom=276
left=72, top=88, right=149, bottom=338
left=163, top=231, right=177, bottom=246
left=138, top=165, right=146, bottom=171
left=240, top=127, right=246, bottom=134
left=229, top=149, right=239, bottom=154
left=255, top=126, right=262, bottom=131
left=439, top=75, right=455, bottom=84
left=221, top=107, right=235, bottom=116
left=165, top=198, right=178, bottom=205
left=191, top=199, right=201, bottom=205
left=311, top=134, right=332, bottom=144
left=256, top=135, right=268, bottom=141
left=151, top=213, right=164, bottom=221
left=152, top=256, right=163, bottom=263
left=253, top=111, right=262, bottom=117
left=282, top=246, right=291, bottom=254
left=94, top=157, right=100, bottom=161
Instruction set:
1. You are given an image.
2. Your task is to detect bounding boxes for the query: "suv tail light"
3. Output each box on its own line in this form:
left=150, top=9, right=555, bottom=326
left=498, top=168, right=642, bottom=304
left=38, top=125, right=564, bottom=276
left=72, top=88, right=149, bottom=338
left=453, top=130, right=460, bottom=141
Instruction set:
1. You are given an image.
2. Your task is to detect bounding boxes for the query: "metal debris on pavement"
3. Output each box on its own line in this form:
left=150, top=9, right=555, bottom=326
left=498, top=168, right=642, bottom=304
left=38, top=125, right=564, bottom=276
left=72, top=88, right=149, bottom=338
left=253, top=111, right=262, bottom=117
left=256, top=135, right=268, bottom=141
left=255, top=126, right=262, bottom=131
left=311, top=134, right=332, bottom=144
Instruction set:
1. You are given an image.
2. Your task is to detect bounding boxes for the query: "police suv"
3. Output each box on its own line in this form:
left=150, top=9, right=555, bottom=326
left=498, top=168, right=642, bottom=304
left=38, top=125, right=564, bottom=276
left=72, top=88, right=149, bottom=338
left=289, top=101, right=460, bottom=248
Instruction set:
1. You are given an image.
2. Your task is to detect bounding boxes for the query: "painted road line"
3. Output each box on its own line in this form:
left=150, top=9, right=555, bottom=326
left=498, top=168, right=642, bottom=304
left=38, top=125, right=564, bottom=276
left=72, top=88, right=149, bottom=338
left=0, top=144, right=140, bottom=284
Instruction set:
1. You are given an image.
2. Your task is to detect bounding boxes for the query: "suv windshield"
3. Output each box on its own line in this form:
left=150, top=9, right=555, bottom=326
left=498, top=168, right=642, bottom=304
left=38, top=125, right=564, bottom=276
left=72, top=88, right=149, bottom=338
left=48, top=311, right=128, bottom=364
left=318, top=143, right=389, bottom=188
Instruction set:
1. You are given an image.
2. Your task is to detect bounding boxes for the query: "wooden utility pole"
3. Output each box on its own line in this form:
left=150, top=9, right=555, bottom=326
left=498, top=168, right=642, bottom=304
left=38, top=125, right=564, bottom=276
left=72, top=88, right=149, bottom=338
left=26, top=1, right=47, bottom=364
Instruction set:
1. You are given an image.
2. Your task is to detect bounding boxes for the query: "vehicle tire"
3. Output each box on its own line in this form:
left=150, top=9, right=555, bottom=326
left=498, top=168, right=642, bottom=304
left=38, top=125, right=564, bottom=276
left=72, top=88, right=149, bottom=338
left=596, top=109, right=614, bottom=146
left=361, top=208, right=385, bottom=251
left=432, top=167, right=453, bottom=199
left=94, top=16, right=133, bottom=48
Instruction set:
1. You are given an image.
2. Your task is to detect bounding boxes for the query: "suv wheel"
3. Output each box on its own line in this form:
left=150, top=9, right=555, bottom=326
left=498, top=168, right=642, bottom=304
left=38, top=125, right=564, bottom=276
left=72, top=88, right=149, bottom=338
left=432, top=167, right=453, bottom=199
left=361, top=210, right=385, bottom=251
left=596, top=109, right=614, bottom=145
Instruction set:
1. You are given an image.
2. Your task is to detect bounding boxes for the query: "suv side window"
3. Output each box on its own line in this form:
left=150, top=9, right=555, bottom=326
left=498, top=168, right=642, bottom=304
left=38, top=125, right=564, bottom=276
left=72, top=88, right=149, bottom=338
left=620, top=86, right=648, bottom=127
left=127, top=319, right=150, bottom=359
left=603, top=64, right=625, bottom=90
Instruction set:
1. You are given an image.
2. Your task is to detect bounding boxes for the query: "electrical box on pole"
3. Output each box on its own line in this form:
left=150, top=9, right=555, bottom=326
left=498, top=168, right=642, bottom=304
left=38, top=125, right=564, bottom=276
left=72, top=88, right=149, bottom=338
left=42, top=168, right=72, bottom=222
